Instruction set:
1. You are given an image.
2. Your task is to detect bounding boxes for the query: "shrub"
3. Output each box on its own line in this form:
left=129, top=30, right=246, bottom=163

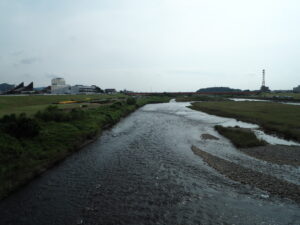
left=0, top=113, right=40, bottom=138
left=69, top=108, right=85, bottom=120
left=126, top=97, right=136, bottom=105
left=110, top=101, right=123, bottom=109
left=35, top=106, right=85, bottom=122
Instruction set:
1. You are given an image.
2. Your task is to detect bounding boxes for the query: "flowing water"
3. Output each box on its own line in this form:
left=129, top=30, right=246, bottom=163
left=0, top=102, right=299, bottom=225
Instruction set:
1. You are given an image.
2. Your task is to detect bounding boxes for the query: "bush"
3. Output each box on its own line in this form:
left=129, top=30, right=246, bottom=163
left=0, top=113, right=40, bottom=138
left=69, top=108, right=85, bottom=120
left=110, top=101, right=123, bottom=109
left=126, top=97, right=136, bottom=105
left=215, top=125, right=267, bottom=148
left=35, top=106, right=85, bottom=122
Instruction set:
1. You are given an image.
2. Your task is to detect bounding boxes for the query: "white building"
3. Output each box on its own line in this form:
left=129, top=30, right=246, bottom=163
left=51, top=78, right=70, bottom=94
left=293, top=85, right=300, bottom=93
left=69, top=85, right=99, bottom=94
left=51, top=78, right=66, bottom=86
left=51, top=78, right=102, bottom=94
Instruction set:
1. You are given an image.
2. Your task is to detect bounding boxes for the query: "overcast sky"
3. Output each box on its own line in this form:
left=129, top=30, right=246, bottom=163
left=0, top=0, right=300, bottom=91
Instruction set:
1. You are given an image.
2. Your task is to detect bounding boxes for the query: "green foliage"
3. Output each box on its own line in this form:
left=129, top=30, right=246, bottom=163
left=0, top=113, right=40, bottom=138
left=0, top=133, right=23, bottom=164
left=215, top=125, right=266, bottom=148
left=176, top=95, right=229, bottom=102
left=35, top=106, right=85, bottom=122
left=109, top=101, right=126, bottom=111
left=136, top=96, right=171, bottom=106
left=126, top=97, right=137, bottom=105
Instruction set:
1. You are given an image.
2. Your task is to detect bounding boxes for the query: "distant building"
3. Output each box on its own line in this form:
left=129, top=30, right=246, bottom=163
left=5, top=82, right=34, bottom=94
left=293, top=85, right=300, bottom=93
left=70, top=85, right=102, bottom=94
left=105, top=89, right=117, bottom=94
left=38, top=86, right=51, bottom=94
left=51, top=78, right=70, bottom=94
left=120, top=89, right=133, bottom=94
left=50, top=77, right=104, bottom=95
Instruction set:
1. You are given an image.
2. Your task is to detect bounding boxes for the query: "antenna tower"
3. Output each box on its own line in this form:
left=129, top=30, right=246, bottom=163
left=262, top=69, right=265, bottom=87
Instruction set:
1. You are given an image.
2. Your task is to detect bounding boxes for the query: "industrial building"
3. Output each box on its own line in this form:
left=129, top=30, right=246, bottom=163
left=5, top=82, right=34, bottom=94
left=51, top=78, right=70, bottom=94
left=69, top=85, right=101, bottom=94
left=50, top=78, right=103, bottom=94
left=105, top=89, right=117, bottom=94
left=293, top=85, right=300, bottom=93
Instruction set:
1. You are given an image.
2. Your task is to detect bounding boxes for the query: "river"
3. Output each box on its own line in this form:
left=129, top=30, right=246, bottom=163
left=0, top=102, right=299, bottom=225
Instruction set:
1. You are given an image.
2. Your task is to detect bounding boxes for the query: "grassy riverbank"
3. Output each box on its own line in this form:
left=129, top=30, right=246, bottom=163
left=176, top=95, right=229, bottom=102
left=0, top=95, right=170, bottom=199
left=214, top=125, right=266, bottom=148
left=190, top=101, right=300, bottom=142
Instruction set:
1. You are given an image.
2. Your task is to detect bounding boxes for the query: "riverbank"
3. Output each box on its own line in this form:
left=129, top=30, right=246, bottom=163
left=0, top=96, right=170, bottom=199
left=190, top=101, right=300, bottom=142
left=213, top=126, right=300, bottom=166
left=191, top=146, right=300, bottom=203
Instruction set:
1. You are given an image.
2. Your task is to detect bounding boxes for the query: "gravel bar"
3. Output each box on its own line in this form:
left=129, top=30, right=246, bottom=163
left=240, top=145, right=300, bottom=166
left=191, top=145, right=300, bottom=203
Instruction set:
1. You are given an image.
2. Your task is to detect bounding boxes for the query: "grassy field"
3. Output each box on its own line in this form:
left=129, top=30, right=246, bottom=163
left=190, top=101, right=300, bottom=142
left=0, top=95, right=170, bottom=199
left=215, top=125, right=266, bottom=148
left=176, top=95, right=229, bottom=102
left=0, top=94, right=126, bottom=117
left=258, top=92, right=300, bottom=99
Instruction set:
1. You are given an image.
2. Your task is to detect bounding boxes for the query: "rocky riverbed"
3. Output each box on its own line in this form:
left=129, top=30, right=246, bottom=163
left=191, top=145, right=300, bottom=203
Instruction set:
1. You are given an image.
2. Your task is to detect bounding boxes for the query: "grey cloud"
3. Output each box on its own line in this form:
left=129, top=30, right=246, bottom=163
left=69, top=36, right=78, bottom=41
left=19, top=57, right=41, bottom=65
left=22, top=73, right=33, bottom=78
left=246, top=73, right=257, bottom=77
left=12, top=51, right=24, bottom=56
left=45, top=73, right=62, bottom=79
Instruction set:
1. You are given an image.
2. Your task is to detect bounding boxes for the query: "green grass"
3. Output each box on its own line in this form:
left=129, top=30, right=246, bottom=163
left=176, top=95, right=229, bottom=102
left=190, top=101, right=300, bottom=142
left=0, top=94, right=126, bottom=117
left=215, top=125, right=267, bottom=148
left=0, top=95, right=170, bottom=199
